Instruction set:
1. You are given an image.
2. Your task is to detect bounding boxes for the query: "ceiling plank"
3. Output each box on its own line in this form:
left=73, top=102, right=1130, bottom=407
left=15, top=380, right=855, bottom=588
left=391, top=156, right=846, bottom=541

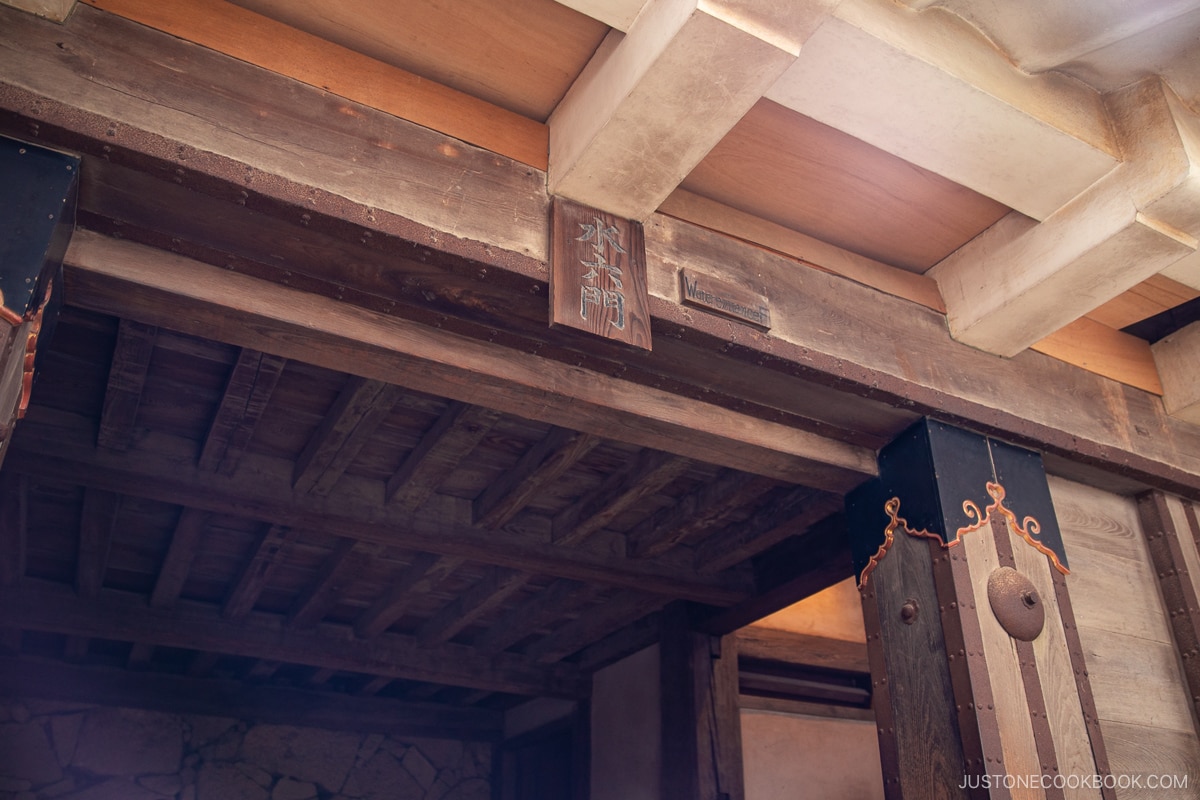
left=0, top=580, right=587, bottom=697
left=0, top=655, right=504, bottom=740
left=1030, top=317, right=1163, bottom=395
left=287, top=538, right=372, bottom=629
left=294, top=377, right=403, bottom=495
left=930, top=80, right=1200, bottom=356
left=222, top=523, right=300, bottom=619
left=126, top=641, right=153, bottom=668
left=199, top=348, right=287, bottom=474
left=765, top=0, right=1119, bottom=220
left=96, top=318, right=156, bottom=451
left=524, top=590, right=666, bottom=663
left=76, top=488, right=120, bottom=599
left=626, top=469, right=776, bottom=559
left=473, top=579, right=595, bottom=655
left=473, top=427, right=602, bottom=530
left=149, top=508, right=207, bottom=609
left=387, top=402, right=500, bottom=510
left=694, top=486, right=842, bottom=574
left=552, top=449, right=689, bottom=546
left=63, top=231, right=876, bottom=489
left=416, top=567, right=531, bottom=646
left=1087, top=274, right=1200, bottom=329
left=548, top=0, right=832, bottom=220
left=1153, top=321, right=1200, bottom=425
left=0, top=471, right=26, bottom=586
left=354, top=554, right=465, bottom=640
left=9, top=423, right=751, bottom=605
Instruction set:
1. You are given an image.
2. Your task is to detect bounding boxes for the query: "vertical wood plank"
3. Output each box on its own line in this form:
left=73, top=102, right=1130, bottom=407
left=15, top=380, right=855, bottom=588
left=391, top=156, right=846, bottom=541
left=0, top=471, right=27, bottom=586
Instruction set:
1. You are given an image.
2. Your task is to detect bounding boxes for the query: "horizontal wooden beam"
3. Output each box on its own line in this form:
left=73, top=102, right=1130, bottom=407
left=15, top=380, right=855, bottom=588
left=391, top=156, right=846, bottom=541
left=62, top=230, right=876, bottom=491
left=7, top=417, right=752, bottom=606
left=0, top=654, right=503, bottom=739
left=734, top=626, right=867, bottom=673
left=0, top=580, right=587, bottom=697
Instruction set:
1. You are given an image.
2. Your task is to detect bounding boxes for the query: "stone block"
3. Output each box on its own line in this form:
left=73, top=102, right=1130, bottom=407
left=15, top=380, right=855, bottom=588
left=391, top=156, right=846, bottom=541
left=72, top=709, right=182, bottom=776
left=341, top=751, right=422, bottom=800
left=59, top=778, right=164, bottom=800
left=0, top=722, right=63, bottom=785
left=271, top=779, right=317, bottom=800
left=195, top=763, right=269, bottom=800
left=240, top=725, right=359, bottom=793
left=401, top=747, right=437, bottom=790
left=49, top=714, right=84, bottom=766
left=137, top=774, right=183, bottom=796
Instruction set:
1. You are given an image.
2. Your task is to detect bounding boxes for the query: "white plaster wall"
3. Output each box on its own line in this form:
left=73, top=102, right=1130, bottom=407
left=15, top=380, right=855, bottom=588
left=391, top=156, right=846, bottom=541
left=590, top=644, right=661, bottom=800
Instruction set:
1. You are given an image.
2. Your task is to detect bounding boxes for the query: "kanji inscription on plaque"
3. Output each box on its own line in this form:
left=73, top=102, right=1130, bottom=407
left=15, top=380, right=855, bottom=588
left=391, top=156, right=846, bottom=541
left=549, top=197, right=651, bottom=350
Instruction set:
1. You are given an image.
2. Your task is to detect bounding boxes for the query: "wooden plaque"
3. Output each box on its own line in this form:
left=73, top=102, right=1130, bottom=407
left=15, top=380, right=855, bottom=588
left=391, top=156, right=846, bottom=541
left=680, top=270, right=770, bottom=329
left=549, top=197, right=651, bottom=350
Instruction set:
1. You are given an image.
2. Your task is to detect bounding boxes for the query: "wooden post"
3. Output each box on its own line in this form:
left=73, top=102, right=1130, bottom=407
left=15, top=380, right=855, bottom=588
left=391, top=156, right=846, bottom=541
left=848, top=419, right=1112, bottom=799
left=0, top=135, right=78, bottom=469
left=659, top=604, right=744, bottom=800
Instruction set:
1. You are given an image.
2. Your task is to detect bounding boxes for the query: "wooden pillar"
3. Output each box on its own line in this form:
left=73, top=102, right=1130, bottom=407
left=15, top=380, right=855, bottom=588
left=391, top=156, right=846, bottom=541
left=659, top=603, right=744, bottom=800
left=848, top=419, right=1112, bottom=799
left=0, top=135, right=78, bottom=469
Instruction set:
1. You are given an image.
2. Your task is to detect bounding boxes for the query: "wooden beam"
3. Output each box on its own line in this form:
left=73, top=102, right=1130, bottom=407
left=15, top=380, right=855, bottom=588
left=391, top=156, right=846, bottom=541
left=187, top=650, right=220, bottom=678
left=198, top=348, right=286, bottom=474
left=126, top=641, right=153, bottom=668
left=0, top=470, right=26, bottom=586
left=1153, top=321, right=1200, bottom=425
left=149, top=507, right=207, bottom=608
left=416, top=567, right=530, bottom=646
left=80, top=0, right=548, bottom=169
left=287, top=538, right=371, bottom=629
left=96, top=318, right=156, bottom=450
left=694, top=486, right=841, bottom=574
left=627, top=469, right=775, bottom=559
left=222, top=523, right=299, bottom=619
left=524, top=591, right=667, bottom=664
left=1031, top=316, right=1164, bottom=394
left=63, top=235, right=875, bottom=496
left=1087, top=274, right=1200, bottom=329
left=473, top=427, right=601, bottom=530
left=387, top=402, right=500, bottom=510
left=473, top=579, right=594, bottom=655
left=549, top=0, right=831, bottom=221
left=765, top=0, right=1119, bottom=220
left=0, top=655, right=504, bottom=740
left=734, top=627, right=868, bottom=674
left=8, top=422, right=752, bottom=604
left=356, top=675, right=391, bottom=697
left=553, top=0, right=645, bottom=31
left=245, top=659, right=281, bottom=681
left=931, top=80, right=1200, bottom=356
left=354, top=553, right=464, bottom=640
left=0, top=580, right=588, bottom=697
left=76, top=487, right=119, bottom=598
left=293, top=377, right=402, bottom=495
left=552, top=449, right=689, bottom=546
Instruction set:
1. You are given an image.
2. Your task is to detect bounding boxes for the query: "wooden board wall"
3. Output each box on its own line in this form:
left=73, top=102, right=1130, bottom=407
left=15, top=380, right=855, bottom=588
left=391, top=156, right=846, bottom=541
left=1050, top=476, right=1200, bottom=797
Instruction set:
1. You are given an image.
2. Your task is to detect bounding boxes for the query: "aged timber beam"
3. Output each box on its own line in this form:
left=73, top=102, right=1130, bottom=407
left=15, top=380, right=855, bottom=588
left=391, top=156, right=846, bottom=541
left=0, top=656, right=504, bottom=740
left=62, top=231, right=875, bottom=490
left=1152, top=321, right=1200, bottom=425
left=0, top=0, right=74, bottom=21
left=548, top=0, right=835, bottom=221
left=0, top=580, right=588, bottom=698
left=5, top=422, right=753, bottom=606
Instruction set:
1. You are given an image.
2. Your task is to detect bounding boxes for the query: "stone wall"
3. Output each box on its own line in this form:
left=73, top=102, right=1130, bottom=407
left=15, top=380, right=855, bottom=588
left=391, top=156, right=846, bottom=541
left=0, top=697, right=491, bottom=800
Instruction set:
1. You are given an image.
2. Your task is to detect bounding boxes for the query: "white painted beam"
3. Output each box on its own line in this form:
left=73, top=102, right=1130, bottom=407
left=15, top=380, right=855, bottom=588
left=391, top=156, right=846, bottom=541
left=549, top=0, right=837, bottom=222
left=0, top=0, right=73, bottom=22
left=930, top=79, right=1200, bottom=357
left=765, top=0, right=1119, bottom=220
left=1153, top=322, right=1200, bottom=425
left=553, top=0, right=648, bottom=31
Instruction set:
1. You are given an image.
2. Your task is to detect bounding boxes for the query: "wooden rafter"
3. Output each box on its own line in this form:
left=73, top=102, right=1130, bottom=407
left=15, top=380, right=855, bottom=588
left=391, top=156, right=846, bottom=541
left=472, top=578, right=594, bottom=655
left=415, top=567, right=530, bottom=646
left=353, top=553, right=464, bottom=640
left=293, top=376, right=403, bottom=495
left=96, top=318, right=156, bottom=451
left=198, top=348, right=287, bottom=474
left=552, top=449, right=690, bottom=546
left=473, top=427, right=601, bottom=529
left=524, top=590, right=667, bottom=664
left=0, top=581, right=587, bottom=697
left=387, top=401, right=500, bottom=510
left=149, top=507, right=207, bottom=608
left=626, top=469, right=777, bottom=558
left=76, top=487, right=120, bottom=599
left=287, top=538, right=374, bottom=629
left=694, top=486, right=843, bottom=573
left=222, top=523, right=299, bottom=619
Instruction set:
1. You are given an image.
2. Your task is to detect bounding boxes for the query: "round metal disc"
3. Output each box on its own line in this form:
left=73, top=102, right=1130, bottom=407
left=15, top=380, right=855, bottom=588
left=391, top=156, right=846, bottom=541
left=987, top=566, right=1045, bottom=642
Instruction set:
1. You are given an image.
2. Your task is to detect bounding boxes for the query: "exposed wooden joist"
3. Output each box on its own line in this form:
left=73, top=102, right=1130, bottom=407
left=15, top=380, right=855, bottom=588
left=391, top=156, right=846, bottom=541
left=0, top=470, right=26, bottom=586
left=473, top=578, right=594, bottom=655
left=8, top=422, right=752, bottom=604
left=149, top=507, right=207, bottom=608
left=0, top=580, right=587, bottom=697
left=187, top=650, right=220, bottom=678
left=222, top=524, right=299, bottom=619
left=416, top=567, right=530, bottom=646
left=387, top=402, right=500, bottom=510
left=356, top=675, right=392, bottom=697
left=1153, top=321, right=1200, bottom=425
left=96, top=318, right=156, bottom=450
left=524, top=590, right=667, bottom=664
left=930, top=79, right=1200, bottom=356
left=1031, top=317, right=1164, bottom=395
left=765, top=0, right=1119, bottom=220
left=552, top=449, right=689, bottom=546
left=76, top=487, right=119, bottom=598
left=287, top=538, right=373, bottom=629
left=245, top=660, right=281, bottom=681
left=548, top=0, right=833, bottom=220
left=694, top=486, right=841, bottom=573
left=126, top=641, right=153, bottom=668
left=63, top=230, right=875, bottom=489
left=198, top=348, right=287, bottom=474
left=734, top=626, right=868, bottom=674
left=294, top=376, right=402, bottom=495
left=473, top=427, right=601, bottom=529
left=0, top=655, right=504, bottom=740
left=354, top=554, right=464, bottom=640
left=627, top=469, right=776, bottom=559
